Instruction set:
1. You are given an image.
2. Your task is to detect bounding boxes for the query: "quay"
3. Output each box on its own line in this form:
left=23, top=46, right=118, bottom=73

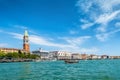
left=0, top=59, right=33, bottom=63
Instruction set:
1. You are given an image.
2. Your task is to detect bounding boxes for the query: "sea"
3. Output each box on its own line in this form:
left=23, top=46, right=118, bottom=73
left=0, top=59, right=120, bottom=80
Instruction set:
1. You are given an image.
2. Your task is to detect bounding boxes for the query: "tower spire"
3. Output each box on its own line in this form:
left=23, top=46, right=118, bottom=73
left=24, top=30, right=28, bottom=36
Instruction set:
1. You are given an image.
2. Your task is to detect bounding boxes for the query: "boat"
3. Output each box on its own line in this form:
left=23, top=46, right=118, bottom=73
left=64, top=59, right=79, bottom=63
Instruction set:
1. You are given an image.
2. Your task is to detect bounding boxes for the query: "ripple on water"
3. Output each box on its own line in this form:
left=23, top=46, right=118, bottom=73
left=0, top=60, right=120, bottom=80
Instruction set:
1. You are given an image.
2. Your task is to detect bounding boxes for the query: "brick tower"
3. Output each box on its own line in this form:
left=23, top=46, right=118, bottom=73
left=23, top=30, right=30, bottom=52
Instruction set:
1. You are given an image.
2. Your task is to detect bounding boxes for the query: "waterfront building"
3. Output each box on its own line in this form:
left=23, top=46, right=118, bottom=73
left=109, top=56, right=120, bottom=59
left=101, top=55, right=109, bottom=59
left=0, top=48, right=26, bottom=53
left=32, top=48, right=49, bottom=60
left=49, top=51, right=71, bottom=60
left=71, top=53, right=82, bottom=59
left=81, top=54, right=88, bottom=60
left=97, top=55, right=102, bottom=59
left=0, top=30, right=30, bottom=53
left=89, top=54, right=98, bottom=60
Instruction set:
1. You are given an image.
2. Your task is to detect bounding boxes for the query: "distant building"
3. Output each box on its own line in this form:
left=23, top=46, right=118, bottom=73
left=109, top=56, right=120, bottom=59
left=89, top=54, right=98, bottom=60
left=0, top=48, right=26, bottom=53
left=49, top=51, right=71, bottom=60
left=32, top=48, right=49, bottom=60
left=97, top=55, right=102, bottom=59
left=72, top=53, right=82, bottom=59
left=0, top=30, right=30, bottom=53
left=101, top=55, right=109, bottom=59
left=81, top=54, right=88, bottom=60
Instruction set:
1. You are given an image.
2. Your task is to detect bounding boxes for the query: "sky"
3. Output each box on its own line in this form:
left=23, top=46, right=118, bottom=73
left=0, top=0, right=120, bottom=56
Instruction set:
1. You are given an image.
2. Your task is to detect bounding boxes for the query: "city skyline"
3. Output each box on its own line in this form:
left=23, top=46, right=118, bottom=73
left=0, top=0, right=120, bottom=55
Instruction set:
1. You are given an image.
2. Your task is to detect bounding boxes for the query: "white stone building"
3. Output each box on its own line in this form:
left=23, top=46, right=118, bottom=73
left=32, top=48, right=49, bottom=60
left=49, top=51, right=71, bottom=60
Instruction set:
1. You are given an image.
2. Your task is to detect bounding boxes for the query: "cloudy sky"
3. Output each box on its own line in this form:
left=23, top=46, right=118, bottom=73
left=0, top=0, right=120, bottom=55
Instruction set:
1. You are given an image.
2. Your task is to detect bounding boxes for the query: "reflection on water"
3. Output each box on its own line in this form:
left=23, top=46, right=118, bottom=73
left=19, top=62, right=31, bottom=80
left=0, top=60, right=120, bottom=80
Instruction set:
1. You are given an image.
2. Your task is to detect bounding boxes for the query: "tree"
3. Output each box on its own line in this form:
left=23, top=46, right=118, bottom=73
left=0, top=51, right=39, bottom=60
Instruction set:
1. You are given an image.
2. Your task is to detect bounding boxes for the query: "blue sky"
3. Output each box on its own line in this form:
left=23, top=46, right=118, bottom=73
left=0, top=0, right=120, bottom=55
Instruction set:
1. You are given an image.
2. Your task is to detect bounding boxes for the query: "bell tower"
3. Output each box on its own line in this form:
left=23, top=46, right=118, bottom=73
left=23, top=30, right=30, bottom=52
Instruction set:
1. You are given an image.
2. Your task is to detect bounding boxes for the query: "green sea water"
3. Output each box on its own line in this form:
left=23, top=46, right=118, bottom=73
left=0, top=59, right=120, bottom=80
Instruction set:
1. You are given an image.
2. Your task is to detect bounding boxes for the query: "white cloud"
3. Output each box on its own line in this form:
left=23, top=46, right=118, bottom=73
left=8, top=32, right=95, bottom=53
left=96, top=25, right=107, bottom=33
left=80, top=19, right=89, bottom=23
left=61, top=46, right=99, bottom=54
left=95, top=10, right=120, bottom=39
left=9, top=32, right=23, bottom=40
left=14, top=25, right=28, bottom=30
left=80, top=47, right=100, bottom=53
left=96, top=33, right=109, bottom=42
left=76, top=0, right=93, bottom=12
left=57, top=36, right=95, bottom=53
left=97, top=0, right=120, bottom=12
left=80, top=10, right=120, bottom=31
left=0, top=43, right=8, bottom=47
left=81, top=23, right=94, bottom=29
left=96, top=29, right=120, bottom=41
left=69, top=30, right=78, bottom=35
left=76, top=0, right=120, bottom=41
left=29, top=35, right=72, bottom=48
left=76, top=0, right=120, bottom=13
left=95, top=11, right=120, bottom=25
left=115, top=22, right=120, bottom=28
left=13, top=25, right=38, bottom=35
left=8, top=32, right=78, bottom=49
left=80, top=19, right=94, bottom=29
left=109, top=29, right=120, bottom=34
left=61, top=36, right=91, bottom=46
left=9, top=32, right=91, bottom=48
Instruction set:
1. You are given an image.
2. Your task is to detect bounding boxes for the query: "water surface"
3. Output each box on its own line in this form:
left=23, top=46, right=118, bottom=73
left=0, top=59, right=120, bottom=80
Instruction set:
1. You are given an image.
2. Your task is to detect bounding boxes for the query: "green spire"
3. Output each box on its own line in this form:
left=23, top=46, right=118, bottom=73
left=24, top=30, right=28, bottom=36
